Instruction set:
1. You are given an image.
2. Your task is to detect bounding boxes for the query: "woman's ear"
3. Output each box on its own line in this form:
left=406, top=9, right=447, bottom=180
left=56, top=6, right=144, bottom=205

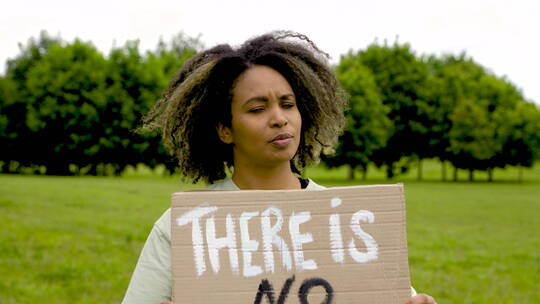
left=216, top=123, right=234, bottom=144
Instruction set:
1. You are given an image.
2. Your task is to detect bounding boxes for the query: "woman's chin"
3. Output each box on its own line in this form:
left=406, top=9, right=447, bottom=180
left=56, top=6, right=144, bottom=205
left=266, top=151, right=298, bottom=165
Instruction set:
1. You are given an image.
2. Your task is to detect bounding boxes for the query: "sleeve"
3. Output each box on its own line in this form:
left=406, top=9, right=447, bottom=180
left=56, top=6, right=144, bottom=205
left=121, top=223, right=172, bottom=304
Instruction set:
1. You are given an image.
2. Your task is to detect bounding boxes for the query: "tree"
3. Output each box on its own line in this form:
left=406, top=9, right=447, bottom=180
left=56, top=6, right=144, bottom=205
left=0, top=31, right=202, bottom=175
left=324, top=53, right=391, bottom=180
left=425, top=53, right=488, bottom=180
left=153, top=32, right=202, bottom=78
left=448, top=100, right=500, bottom=181
left=0, top=76, right=18, bottom=172
left=476, top=75, right=525, bottom=181
left=23, top=40, right=110, bottom=175
left=135, top=33, right=202, bottom=174
left=137, top=32, right=204, bottom=174
left=5, top=31, right=62, bottom=86
left=103, top=40, right=165, bottom=175
left=492, top=101, right=540, bottom=181
left=357, top=42, right=435, bottom=178
left=1, top=31, right=63, bottom=173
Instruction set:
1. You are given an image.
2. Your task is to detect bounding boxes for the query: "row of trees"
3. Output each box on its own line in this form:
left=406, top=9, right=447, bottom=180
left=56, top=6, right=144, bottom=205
left=1, top=32, right=539, bottom=180
left=325, top=43, right=540, bottom=181
left=0, top=31, right=201, bottom=175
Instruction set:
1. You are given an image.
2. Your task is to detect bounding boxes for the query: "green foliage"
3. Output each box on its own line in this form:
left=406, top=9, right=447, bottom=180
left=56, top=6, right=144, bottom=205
left=105, top=40, right=167, bottom=174
left=0, top=31, right=201, bottom=175
left=475, top=75, right=534, bottom=174
left=423, top=53, right=486, bottom=163
left=5, top=31, right=63, bottom=86
left=0, top=31, right=538, bottom=179
left=448, top=100, right=500, bottom=171
left=494, top=102, right=540, bottom=168
left=23, top=40, right=110, bottom=174
left=425, top=53, right=539, bottom=180
left=324, top=52, right=392, bottom=179
left=354, top=42, right=438, bottom=177
left=153, top=32, right=202, bottom=77
left=1, top=32, right=64, bottom=172
left=0, top=77, right=17, bottom=137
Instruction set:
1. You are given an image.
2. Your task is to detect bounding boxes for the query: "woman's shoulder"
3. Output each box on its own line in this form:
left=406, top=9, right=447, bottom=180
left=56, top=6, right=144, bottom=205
left=203, top=178, right=240, bottom=190
left=306, top=178, right=326, bottom=190
left=155, top=182, right=222, bottom=226
left=205, top=177, right=326, bottom=190
left=206, top=177, right=325, bottom=190
left=153, top=179, right=238, bottom=238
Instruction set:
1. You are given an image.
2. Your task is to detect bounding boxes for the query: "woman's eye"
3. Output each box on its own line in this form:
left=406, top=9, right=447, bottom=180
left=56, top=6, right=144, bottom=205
left=282, top=103, right=295, bottom=109
left=248, top=107, right=264, bottom=113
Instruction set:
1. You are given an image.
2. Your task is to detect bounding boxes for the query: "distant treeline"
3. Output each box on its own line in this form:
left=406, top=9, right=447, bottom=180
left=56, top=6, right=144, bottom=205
left=1, top=31, right=539, bottom=181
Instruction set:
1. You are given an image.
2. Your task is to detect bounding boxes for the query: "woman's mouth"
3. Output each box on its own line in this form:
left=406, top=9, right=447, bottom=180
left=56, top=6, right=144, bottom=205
left=269, top=133, right=293, bottom=148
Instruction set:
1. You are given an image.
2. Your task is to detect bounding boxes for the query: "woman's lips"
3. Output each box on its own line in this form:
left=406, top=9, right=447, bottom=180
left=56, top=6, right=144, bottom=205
left=269, top=133, right=293, bottom=148
left=270, top=137, right=293, bottom=148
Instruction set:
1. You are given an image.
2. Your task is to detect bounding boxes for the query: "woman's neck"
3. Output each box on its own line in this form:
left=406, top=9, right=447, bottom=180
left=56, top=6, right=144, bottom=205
left=231, top=162, right=301, bottom=190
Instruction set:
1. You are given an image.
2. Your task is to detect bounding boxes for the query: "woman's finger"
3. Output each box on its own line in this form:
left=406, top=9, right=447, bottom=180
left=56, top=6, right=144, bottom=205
left=401, top=293, right=437, bottom=304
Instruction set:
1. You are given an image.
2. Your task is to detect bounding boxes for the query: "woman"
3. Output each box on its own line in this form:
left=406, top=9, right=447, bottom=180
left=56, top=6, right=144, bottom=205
left=122, top=31, right=436, bottom=304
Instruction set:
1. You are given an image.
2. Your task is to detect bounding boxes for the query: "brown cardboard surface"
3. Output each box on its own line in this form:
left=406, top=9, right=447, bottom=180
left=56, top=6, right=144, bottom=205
left=171, top=184, right=410, bottom=303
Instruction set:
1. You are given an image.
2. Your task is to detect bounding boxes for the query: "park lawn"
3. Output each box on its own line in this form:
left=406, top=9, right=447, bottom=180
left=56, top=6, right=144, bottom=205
left=0, top=161, right=539, bottom=303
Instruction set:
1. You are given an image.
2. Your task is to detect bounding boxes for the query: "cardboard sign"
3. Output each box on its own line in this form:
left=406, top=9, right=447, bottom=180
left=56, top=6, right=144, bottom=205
left=171, top=184, right=411, bottom=304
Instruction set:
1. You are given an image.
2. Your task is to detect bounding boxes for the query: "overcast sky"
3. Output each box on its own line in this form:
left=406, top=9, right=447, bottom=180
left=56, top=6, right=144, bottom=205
left=2, top=0, right=539, bottom=104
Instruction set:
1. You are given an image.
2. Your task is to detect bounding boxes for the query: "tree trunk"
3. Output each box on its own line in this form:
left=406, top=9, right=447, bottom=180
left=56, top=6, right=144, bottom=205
left=87, top=164, right=97, bottom=176
left=46, top=162, right=70, bottom=175
left=469, top=169, right=474, bottom=182
left=417, top=159, right=423, bottom=181
left=441, top=161, right=447, bottom=182
left=453, top=167, right=458, bottom=182
left=97, top=163, right=105, bottom=176
left=348, top=166, right=355, bottom=180
left=362, top=165, right=368, bottom=181
left=487, top=168, right=493, bottom=182
left=114, top=167, right=122, bottom=176
left=386, top=166, right=395, bottom=179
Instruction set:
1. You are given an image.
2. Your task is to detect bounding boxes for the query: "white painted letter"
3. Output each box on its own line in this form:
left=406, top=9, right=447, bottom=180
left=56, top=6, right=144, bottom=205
left=329, top=197, right=344, bottom=263
left=239, top=211, right=262, bottom=277
left=348, top=210, right=378, bottom=263
left=289, top=211, right=317, bottom=271
left=176, top=205, right=218, bottom=276
left=261, top=207, right=292, bottom=273
left=205, top=214, right=239, bottom=275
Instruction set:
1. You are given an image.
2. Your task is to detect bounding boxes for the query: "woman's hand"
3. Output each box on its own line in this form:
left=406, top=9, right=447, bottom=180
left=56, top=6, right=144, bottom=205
left=401, top=293, right=437, bottom=304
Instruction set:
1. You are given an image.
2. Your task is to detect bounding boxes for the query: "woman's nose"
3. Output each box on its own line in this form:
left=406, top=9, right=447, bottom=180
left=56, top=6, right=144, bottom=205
left=269, top=107, right=288, bottom=128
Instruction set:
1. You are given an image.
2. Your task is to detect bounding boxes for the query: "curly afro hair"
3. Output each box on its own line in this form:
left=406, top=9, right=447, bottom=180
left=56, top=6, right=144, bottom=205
left=141, top=31, right=348, bottom=183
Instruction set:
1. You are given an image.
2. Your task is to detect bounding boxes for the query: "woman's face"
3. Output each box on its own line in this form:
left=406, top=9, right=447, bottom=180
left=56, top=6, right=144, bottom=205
left=218, top=65, right=302, bottom=168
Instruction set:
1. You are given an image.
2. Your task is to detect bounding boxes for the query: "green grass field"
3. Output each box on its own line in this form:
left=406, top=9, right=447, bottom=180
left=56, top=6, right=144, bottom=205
left=1, top=161, right=539, bottom=303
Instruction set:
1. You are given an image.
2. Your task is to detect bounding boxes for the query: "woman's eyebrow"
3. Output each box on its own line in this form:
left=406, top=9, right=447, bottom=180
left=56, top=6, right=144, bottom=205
left=280, top=93, right=295, bottom=99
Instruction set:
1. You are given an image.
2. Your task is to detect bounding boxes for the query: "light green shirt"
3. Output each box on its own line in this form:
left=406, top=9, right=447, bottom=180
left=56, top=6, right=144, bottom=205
left=121, top=178, right=416, bottom=303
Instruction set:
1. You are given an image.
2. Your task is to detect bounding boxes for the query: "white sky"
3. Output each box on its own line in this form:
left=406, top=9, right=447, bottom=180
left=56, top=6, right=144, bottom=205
left=1, top=0, right=539, bottom=104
